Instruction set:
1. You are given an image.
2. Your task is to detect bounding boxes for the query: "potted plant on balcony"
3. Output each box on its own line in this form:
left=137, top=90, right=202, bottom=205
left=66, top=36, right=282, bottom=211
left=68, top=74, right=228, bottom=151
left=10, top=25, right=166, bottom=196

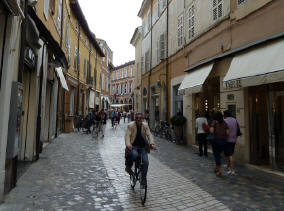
left=170, top=112, right=186, bottom=145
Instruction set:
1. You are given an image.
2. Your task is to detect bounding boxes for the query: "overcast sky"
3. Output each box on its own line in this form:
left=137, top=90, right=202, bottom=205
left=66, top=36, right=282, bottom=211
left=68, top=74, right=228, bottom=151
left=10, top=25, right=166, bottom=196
left=78, top=0, right=143, bottom=66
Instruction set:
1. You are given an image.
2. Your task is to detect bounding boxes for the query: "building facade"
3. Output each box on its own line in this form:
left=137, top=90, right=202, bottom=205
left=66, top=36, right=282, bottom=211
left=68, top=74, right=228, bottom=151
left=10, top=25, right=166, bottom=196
left=110, top=61, right=135, bottom=111
left=130, top=27, right=143, bottom=113
left=97, top=38, right=113, bottom=111
left=135, top=0, right=284, bottom=171
left=0, top=0, right=106, bottom=200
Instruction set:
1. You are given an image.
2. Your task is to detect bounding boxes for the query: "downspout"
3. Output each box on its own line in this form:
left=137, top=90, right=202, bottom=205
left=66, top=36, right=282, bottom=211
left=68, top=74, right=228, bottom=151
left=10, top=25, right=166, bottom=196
left=147, top=0, right=153, bottom=116
left=56, top=0, right=65, bottom=137
left=95, top=51, right=98, bottom=109
left=0, top=11, right=8, bottom=89
left=35, top=43, right=46, bottom=160
left=18, top=0, right=28, bottom=83
left=76, top=26, right=80, bottom=116
left=165, top=0, right=169, bottom=121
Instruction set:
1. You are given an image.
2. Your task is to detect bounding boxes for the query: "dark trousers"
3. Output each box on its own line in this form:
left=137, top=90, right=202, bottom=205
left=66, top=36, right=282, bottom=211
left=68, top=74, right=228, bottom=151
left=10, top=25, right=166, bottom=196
left=197, top=133, right=208, bottom=156
left=212, top=139, right=226, bottom=166
left=125, top=148, right=149, bottom=179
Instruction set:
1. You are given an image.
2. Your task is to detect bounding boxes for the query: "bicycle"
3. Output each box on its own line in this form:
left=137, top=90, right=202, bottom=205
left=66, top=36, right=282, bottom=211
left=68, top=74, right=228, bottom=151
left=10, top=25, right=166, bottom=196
left=92, top=121, right=101, bottom=138
left=129, top=147, right=147, bottom=205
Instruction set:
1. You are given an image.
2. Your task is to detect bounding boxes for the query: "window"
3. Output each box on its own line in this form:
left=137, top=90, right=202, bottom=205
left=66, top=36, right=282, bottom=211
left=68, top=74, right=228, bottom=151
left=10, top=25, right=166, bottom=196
left=141, top=56, right=144, bottom=74
left=237, top=0, right=247, bottom=5
left=147, top=12, right=151, bottom=31
left=116, top=71, right=119, bottom=80
left=160, top=33, right=165, bottom=60
left=57, top=0, right=62, bottom=33
left=125, top=69, right=128, bottom=78
left=121, top=70, right=123, bottom=79
left=178, top=14, right=184, bottom=47
left=44, top=0, right=50, bottom=20
left=213, top=0, right=223, bottom=21
left=70, top=88, right=75, bottom=115
left=102, top=74, right=105, bottom=90
left=130, top=68, right=133, bottom=77
left=106, top=78, right=109, bottom=92
left=130, top=83, right=132, bottom=93
left=84, top=58, right=86, bottom=78
left=158, top=0, right=167, bottom=16
left=67, top=39, right=71, bottom=64
left=74, top=47, right=77, bottom=71
left=65, top=20, right=69, bottom=50
left=113, top=72, right=115, bottom=80
left=188, top=5, right=195, bottom=40
left=145, top=51, right=150, bottom=72
left=78, top=51, right=81, bottom=72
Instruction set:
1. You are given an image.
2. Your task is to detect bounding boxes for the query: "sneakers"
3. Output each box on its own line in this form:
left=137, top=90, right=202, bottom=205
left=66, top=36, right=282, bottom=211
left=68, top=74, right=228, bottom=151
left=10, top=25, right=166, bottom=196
left=227, top=170, right=235, bottom=175
left=125, top=166, right=133, bottom=175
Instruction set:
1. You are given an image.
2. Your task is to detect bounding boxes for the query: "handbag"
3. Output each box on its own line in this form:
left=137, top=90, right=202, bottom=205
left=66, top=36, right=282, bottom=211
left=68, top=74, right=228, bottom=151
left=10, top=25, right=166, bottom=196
left=237, top=122, right=242, bottom=137
left=202, top=122, right=210, bottom=133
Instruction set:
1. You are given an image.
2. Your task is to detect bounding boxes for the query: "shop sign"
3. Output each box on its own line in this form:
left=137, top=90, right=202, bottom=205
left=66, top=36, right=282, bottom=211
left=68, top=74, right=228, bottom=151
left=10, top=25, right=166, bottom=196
left=224, top=80, right=241, bottom=89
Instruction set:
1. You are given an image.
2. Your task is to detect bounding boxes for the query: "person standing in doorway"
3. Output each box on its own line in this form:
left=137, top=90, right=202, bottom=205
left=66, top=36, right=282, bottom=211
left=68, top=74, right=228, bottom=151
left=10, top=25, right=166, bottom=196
left=223, top=110, right=241, bottom=175
left=196, top=112, right=209, bottom=156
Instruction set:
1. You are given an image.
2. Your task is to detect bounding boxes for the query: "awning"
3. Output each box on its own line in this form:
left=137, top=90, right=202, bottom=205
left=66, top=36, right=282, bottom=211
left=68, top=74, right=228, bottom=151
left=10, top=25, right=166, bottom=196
left=223, top=39, right=284, bottom=87
left=89, top=90, right=95, bottom=109
left=111, top=104, right=131, bottom=108
left=55, top=68, right=68, bottom=91
left=178, top=63, right=214, bottom=95
left=2, top=0, right=25, bottom=18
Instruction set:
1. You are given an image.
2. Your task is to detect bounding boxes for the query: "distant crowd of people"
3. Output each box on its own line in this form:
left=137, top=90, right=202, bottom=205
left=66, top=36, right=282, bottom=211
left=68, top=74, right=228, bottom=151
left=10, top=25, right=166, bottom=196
left=196, top=110, right=242, bottom=177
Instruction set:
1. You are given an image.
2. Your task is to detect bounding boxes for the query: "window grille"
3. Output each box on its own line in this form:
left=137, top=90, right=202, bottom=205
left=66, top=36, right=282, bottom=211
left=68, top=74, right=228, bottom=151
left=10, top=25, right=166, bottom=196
left=188, top=5, right=195, bottom=40
left=160, top=34, right=165, bottom=60
left=213, top=0, right=223, bottom=21
left=178, top=14, right=184, bottom=47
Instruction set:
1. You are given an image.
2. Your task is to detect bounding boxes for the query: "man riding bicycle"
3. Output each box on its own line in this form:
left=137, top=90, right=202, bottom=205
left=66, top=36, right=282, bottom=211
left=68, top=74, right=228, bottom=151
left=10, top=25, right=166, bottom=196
left=125, top=113, right=157, bottom=185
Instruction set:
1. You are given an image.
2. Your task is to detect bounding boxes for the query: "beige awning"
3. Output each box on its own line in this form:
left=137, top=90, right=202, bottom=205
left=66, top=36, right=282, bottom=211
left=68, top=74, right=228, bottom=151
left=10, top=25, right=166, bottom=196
left=55, top=67, right=69, bottom=91
left=223, top=39, right=284, bottom=87
left=178, top=63, right=214, bottom=95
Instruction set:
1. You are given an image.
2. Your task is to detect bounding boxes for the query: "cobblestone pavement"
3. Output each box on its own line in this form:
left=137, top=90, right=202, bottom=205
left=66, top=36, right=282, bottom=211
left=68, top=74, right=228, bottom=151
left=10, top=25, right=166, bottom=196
left=0, top=121, right=284, bottom=211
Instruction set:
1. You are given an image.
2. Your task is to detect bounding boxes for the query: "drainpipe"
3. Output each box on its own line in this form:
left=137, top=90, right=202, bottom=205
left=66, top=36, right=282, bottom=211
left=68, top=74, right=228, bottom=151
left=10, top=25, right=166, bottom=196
left=76, top=26, right=80, bottom=116
left=18, top=0, right=28, bottom=83
left=147, top=0, right=153, bottom=119
left=165, top=0, right=169, bottom=121
left=55, top=0, right=65, bottom=137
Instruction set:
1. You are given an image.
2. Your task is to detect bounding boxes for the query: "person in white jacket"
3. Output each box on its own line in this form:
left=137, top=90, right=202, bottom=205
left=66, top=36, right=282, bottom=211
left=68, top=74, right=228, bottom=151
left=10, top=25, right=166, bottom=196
left=124, top=113, right=157, bottom=184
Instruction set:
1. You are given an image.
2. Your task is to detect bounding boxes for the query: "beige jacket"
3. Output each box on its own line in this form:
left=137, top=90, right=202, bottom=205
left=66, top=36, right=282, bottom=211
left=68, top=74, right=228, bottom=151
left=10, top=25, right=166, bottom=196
left=125, top=122, right=155, bottom=148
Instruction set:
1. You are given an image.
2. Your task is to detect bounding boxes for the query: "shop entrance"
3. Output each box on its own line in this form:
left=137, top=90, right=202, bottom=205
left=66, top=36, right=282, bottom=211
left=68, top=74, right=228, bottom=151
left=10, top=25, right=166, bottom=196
left=249, top=82, right=284, bottom=170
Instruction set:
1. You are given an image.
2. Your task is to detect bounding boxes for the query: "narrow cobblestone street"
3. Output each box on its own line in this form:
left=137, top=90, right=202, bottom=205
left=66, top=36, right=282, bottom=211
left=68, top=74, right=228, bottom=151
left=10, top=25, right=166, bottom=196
left=0, top=121, right=284, bottom=211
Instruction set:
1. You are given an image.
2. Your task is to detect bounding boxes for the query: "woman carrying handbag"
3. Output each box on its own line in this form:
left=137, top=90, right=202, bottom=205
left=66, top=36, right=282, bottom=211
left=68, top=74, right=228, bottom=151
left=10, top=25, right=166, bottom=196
left=209, top=112, right=230, bottom=177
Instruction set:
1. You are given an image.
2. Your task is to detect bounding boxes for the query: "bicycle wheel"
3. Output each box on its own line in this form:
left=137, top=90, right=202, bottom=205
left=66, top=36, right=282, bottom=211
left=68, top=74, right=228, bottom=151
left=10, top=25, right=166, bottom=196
left=138, top=170, right=147, bottom=205
left=130, top=166, right=136, bottom=189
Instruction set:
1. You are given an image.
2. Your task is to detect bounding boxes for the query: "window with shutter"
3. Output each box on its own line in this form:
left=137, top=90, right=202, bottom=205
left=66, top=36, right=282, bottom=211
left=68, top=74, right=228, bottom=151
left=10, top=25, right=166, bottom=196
left=188, top=4, right=195, bottom=40
left=67, top=38, right=71, bottom=64
left=65, top=20, right=69, bottom=49
left=213, top=0, right=223, bottom=21
left=157, top=40, right=160, bottom=62
left=160, top=34, right=165, bottom=60
left=178, top=14, right=184, bottom=47
left=74, top=47, right=77, bottom=71
left=44, top=0, right=50, bottom=20
left=113, top=72, right=115, bottom=80
left=57, top=0, right=62, bottom=32
left=147, top=12, right=151, bottom=31
left=84, top=58, right=86, bottom=78
left=141, top=56, right=144, bottom=74
left=145, top=51, right=150, bottom=72
left=121, top=70, right=123, bottom=79
left=78, top=52, right=81, bottom=72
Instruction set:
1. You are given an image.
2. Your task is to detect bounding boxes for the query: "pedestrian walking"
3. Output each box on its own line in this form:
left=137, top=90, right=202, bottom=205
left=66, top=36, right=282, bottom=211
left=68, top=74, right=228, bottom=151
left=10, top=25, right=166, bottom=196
left=223, top=110, right=242, bottom=175
left=209, top=111, right=230, bottom=177
left=196, top=112, right=209, bottom=156
left=123, top=111, right=127, bottom=123
left=118, top=111, right=121, bottom=124
left=100, top=109, right=107, bottom=138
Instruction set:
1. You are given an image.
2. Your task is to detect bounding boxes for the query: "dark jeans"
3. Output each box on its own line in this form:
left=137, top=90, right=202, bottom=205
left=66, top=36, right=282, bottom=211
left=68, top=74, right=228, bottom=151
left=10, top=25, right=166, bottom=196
left=125, top=148, right=149, bottom=179
left=212, top=138, right=226, bottom=166
left=197, top=133, right=208, bottom=156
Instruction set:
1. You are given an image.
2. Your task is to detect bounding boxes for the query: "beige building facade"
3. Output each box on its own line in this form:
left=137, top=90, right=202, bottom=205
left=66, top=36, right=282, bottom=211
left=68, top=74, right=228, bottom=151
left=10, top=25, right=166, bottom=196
left=136, top=0, right=284, bottom=171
